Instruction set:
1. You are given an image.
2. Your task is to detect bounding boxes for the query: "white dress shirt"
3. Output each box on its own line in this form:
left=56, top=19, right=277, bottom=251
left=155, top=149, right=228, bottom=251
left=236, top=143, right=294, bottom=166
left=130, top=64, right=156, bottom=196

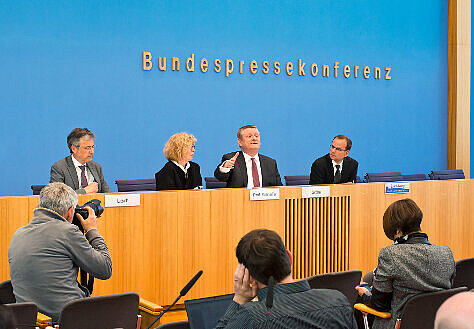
left=71, top=155, right=95, bottom=187
left=242, top=152, right=262, bottom=188
left=172, top=160, right=190, bottom=175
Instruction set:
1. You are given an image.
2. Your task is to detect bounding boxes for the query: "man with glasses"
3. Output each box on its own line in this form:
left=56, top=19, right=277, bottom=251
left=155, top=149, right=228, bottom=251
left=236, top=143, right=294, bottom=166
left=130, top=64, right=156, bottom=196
left=309, top=135, right=358, bottom=184
left=50, top=128, right=111, bottom=194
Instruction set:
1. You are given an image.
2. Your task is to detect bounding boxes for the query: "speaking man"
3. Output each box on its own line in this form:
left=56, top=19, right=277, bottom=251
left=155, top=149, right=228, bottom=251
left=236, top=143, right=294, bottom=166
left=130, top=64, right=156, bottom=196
left=215, top=229, right=357, bottom=329
left=310, top=135, right=358, bottom=184
left=214, top=125, right=282, bottom=188
left=50, top=128, right=111, bottom=194
left=8, top=182, right=112, bottom=321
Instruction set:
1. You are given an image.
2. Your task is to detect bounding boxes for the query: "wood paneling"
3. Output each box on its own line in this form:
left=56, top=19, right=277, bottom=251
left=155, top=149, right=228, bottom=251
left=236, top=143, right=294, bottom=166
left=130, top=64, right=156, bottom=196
left=448, top=0, right=471, bottom=177
left=1, top=181, right=473, bottom=305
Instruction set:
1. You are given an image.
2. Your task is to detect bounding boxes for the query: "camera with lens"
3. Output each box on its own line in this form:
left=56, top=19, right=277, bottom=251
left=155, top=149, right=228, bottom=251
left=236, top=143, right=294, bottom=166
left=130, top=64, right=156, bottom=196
left=72, top=199, right=104, bottom=231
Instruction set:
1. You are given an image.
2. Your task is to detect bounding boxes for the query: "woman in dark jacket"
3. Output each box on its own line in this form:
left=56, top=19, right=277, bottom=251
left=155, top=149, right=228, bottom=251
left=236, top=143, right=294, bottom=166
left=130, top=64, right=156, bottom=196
left=155, top=132, right=202, bottom=191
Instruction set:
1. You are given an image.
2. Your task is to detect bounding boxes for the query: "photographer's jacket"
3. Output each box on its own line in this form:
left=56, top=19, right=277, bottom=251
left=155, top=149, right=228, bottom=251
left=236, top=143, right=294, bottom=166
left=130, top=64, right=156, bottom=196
left=8, top=208, right=112, bottom=321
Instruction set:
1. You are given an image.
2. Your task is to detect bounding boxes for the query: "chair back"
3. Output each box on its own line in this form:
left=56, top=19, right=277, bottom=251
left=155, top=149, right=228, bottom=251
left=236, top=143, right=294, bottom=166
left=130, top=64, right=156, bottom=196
left=156, top=320, right=190, bottom=329
left=58, top=292, right=139, bottom=329
left=365, top=172, right=403, bottom=183
left=4, top=302, right=38, bottom=329
left=0, top=280, right=15, bottom=304
left=115, top=179, right=156, bottom=192
left=204, top=177, right=227, bottom=189
left=399, top=287, right=468, bottom=329
left=284, top=175, right=310, bottom=186
left=401, top=174, right=426, bottom=181
left=307, top=270, right=362, bottom=306
left=429, top=169, right=465, bottom=180
left=31, top=184, right=46, bottom=195
left=452, top=257, right=474, bottom=290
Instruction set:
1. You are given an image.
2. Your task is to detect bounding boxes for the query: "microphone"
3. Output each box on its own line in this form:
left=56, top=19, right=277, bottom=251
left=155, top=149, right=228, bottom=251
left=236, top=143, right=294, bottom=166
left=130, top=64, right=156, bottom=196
left=146, top=270, right=203, bottom=329
left=265, top=276, right=275, bottom=312
left=180, top=270, right=203, bottom=297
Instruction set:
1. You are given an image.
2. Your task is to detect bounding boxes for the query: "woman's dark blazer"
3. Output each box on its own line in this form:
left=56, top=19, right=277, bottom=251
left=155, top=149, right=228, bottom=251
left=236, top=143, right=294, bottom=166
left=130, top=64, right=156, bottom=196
left=155, top=161, right=202, bottom=191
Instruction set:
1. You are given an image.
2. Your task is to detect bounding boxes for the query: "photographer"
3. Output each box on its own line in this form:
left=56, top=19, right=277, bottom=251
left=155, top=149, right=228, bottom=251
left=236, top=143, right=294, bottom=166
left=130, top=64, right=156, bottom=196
left=8, top=182, right=112, bottom=322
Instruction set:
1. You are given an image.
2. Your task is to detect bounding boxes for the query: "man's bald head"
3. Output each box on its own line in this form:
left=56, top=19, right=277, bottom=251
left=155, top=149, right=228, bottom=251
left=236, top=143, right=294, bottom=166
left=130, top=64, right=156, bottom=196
left=435, top=291, right=474, bottom=329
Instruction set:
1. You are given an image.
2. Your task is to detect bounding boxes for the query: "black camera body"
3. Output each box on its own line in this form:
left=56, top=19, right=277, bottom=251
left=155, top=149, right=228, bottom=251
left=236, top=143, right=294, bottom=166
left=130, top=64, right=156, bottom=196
left=72, top=199, right=104, bottom=232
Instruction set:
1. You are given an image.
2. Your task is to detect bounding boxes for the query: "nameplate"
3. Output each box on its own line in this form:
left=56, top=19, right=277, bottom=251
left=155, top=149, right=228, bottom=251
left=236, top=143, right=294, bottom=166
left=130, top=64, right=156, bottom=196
left=301, top=186, right=330, bottom=198
left=385, top=182, right=410, bottom=194
left=104, top=194, right=141, bottom=207
left=250, top=188, right=280, bottom=201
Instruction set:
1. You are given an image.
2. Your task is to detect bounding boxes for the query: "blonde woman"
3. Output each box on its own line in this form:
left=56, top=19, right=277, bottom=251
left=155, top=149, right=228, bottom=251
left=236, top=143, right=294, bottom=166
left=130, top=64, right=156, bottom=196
left=155, top=133, right=202, bottom=191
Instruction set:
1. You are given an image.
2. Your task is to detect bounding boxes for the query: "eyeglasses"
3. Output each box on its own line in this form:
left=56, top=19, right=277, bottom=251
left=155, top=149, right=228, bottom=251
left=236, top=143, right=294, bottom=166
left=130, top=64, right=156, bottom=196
left=330, top=144, right=346, bottom=152
left=80, top=145, right=95, bottom=151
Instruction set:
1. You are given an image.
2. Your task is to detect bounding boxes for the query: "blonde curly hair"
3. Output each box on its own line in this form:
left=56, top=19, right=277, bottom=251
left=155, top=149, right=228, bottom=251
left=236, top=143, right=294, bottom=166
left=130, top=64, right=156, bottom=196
left=163, top=132, right=197, bottom=161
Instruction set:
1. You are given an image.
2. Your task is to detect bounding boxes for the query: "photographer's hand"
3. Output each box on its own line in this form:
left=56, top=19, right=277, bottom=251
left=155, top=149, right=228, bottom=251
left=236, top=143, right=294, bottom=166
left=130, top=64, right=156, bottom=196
left=76, top=206, right=98, bottom=233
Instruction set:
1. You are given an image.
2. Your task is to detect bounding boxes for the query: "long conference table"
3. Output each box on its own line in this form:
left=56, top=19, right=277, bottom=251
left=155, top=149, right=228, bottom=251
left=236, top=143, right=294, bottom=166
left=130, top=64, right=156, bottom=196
left=1, top=180, right=473, bottom=306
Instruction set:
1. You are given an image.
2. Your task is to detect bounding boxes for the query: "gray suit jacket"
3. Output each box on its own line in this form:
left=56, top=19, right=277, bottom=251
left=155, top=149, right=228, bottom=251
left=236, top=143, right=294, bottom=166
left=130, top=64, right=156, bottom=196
left=214, top=151, right=282, bottom=188
left=371, top=242, right=455, bottom=329
left=50, top=155, right=111, bottom=194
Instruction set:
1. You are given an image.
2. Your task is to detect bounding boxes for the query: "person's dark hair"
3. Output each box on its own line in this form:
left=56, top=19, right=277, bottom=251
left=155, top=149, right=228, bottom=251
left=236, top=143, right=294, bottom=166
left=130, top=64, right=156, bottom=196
left=236, top=229, right=291, bottom=285
left=383, top=198, right=423, bottom=240
left=237, top=125, right=258, bottom=140
left=0, top=305, right=16, bottom=329
left=333, top=135, right=352, bottom=151
left=67, top=128, right=95, bottom=153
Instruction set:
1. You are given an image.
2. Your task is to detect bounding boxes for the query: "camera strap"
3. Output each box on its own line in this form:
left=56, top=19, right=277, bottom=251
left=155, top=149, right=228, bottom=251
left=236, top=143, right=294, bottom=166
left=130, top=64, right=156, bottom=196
left=79, top=268, right=95, bottom=294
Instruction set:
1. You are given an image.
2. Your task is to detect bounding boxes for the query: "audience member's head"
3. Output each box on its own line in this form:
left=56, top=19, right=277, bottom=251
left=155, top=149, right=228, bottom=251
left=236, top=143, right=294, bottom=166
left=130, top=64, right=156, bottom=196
left=435, top=291, right=474, bottom=329
left=0, top=305, right=15, bottom=329
left=383, top=198, right=422, bottom=240
left=163, top=132, right=197, bottom=163
left=39, top=182, right=78, bottom=218
left=236, top=229, right=291, bottom=285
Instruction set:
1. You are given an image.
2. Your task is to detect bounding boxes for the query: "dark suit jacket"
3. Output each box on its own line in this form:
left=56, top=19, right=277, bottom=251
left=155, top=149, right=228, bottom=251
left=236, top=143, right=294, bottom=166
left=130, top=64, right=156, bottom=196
left=155, top=161, right=202, bottom=191
left=214, top=152, right=282, bottom=188
left=309, top=153, right=358, bottom=184
left=50, top=155, right=111, bottom=194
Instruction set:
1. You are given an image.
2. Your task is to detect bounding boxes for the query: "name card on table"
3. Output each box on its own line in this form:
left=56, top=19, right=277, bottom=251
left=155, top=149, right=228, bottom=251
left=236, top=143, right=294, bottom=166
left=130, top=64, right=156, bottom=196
left=104, top=194, right=141, bottom=207
left=250, top=188, right=280, bottom=201
left=385, top=182, right=410, bottom=194
left=301, top=186, right=330, bottom=198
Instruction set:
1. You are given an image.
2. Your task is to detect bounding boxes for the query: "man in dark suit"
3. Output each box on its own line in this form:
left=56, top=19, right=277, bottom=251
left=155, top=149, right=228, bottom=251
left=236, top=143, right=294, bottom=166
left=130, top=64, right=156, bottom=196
left=50, top=128, right=111, bottom=194
left=214, top=125, right=282, bottom=188
left=310, top=135, right=358, bottom=184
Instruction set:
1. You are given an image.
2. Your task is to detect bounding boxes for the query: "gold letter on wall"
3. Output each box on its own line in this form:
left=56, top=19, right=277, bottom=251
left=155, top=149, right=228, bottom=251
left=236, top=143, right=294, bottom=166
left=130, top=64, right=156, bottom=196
left=172, top=57, right=180, bottom=71
left=200, top=58, right=208, bottom=72
left=226, top=59, right=234, bottom=77
left=143, top=52, right=152, bottom=70
left=186, top=54, right=195, bottom=72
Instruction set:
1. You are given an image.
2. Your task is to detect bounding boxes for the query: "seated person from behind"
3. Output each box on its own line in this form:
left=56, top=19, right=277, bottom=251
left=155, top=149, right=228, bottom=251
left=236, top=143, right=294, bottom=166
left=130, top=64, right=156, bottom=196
left=8, top=182, right=112, bottom=321
left=50, top=128, right=111, bottom=194
left=355, top=199, right=455, bottom=329
left=215, top=229, right=357, bottom=329
left=309, top=135, right=358, bottom=184
left=214, top=125, right=282, bottom=188
left=155, top=132, right=202, bottom=191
